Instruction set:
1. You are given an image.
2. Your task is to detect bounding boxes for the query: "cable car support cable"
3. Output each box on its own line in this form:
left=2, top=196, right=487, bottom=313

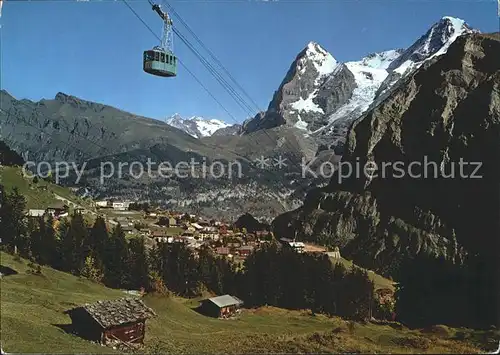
left=123, top=0, right=315, bottom=202
left=162, top=0, right=262, bottom=114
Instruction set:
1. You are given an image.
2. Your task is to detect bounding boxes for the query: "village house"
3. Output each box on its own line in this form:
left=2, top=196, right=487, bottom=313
left=151, top=230, right=167, bottom=240
left=199, top=231, right=219, bottom=241
left=236, top=245, right=254, bottom=258
left=226, top=241, right=241, bottom=249
left=168, top=216, right=177, bottom=227
left=139, top=228, right=151, bottom=237
left=185, top=225, right=196, bottom=233
left=46, top=202, right=69, bottom=217
left=74, top=206, right=86, bottom=213
left=112, top=202, right=128, bottom=211
left=64, top=298, right=156, bottom=346
left=198, top=295, right=244, bottom=318
left=95, top=200, right=110, bottom=208
left=289, top=241, right=305, bottom=253
left=122, top=225, right=134, bottom=234
left=27, top=209, right=46, bottom=218
left=190, top=222, right=204, bottom=231
left=173, top=235, right=188, bottom=244
left=215, top=247, right=230, bottom=256
left=330, top=246, right=342, bottom=259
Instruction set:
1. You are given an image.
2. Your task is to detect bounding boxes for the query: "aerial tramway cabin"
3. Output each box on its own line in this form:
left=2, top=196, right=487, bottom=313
left=64, top=298, right=156, bottom=346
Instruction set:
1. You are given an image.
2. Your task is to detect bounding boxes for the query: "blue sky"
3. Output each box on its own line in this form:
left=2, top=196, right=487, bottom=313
left=1, top=0, right=498, bottom=125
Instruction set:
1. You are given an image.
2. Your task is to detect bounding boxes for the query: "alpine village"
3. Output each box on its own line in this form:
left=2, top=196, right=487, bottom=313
left=0, top=0, right=499, bottom=353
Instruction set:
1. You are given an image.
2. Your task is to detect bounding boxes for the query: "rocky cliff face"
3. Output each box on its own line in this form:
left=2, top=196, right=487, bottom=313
left=272, top=33, right=500, bottom=275
left=242, top=42, right=357, bottom=134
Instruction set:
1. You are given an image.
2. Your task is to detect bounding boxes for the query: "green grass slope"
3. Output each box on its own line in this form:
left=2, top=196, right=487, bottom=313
left=1, top=251, right=493, bottom=354
left=0, top=166, right=93, bottom=210
left=331, top=256, right=396, bottom=291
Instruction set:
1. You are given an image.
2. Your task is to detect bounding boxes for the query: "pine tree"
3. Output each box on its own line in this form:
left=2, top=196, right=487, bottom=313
left=86, top=216, right=108, bottom=265
left=29, top=216, right=46, bottom=264
left=329, top=262, right=347, bottom=316
left=103, top=224, right=129, bottom=288
left=59, top=213, right=88, bottom=274
left=43, top=214, right=59, bottom=267
left=0, top=187, right=27, bottom=254
left=128, top=237, right=149, bottom=290
left=341, top=267, right=374, bottom=321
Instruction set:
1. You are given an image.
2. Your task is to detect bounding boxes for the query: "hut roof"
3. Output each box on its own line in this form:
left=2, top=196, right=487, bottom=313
left=65, top=297, right=156, bottom=329
left=47, top=201, right=68, bottom=210
left=206, top=295, right=243, bottom=308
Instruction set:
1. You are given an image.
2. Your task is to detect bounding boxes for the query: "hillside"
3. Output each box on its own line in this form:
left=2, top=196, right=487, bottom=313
left=1, top=251, right=496, bottom=354
left=0, top=166, right=93, bottom=211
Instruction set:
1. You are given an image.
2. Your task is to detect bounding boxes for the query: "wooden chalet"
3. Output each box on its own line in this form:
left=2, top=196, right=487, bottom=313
left=199, top=295, right=243, bottom=318
left=215, top=247, right=230, bottom=256
left=236, top=245, right=254, bottom=257
left=64, top=298, right=156, bottom=346
left=46, top=201, right=69, bottom=216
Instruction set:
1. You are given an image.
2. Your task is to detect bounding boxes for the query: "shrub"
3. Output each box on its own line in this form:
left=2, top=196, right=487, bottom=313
left=394, top=336, right=431, bottom=350
left=347, top=321, right=356, bottom=334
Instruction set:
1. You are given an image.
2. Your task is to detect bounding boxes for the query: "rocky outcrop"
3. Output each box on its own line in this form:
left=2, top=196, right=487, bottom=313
left=272, top=33, right=500, bottom=275
left=242, top=42, right=357, bottom=134
left=211, top=124, right=242, bottom=137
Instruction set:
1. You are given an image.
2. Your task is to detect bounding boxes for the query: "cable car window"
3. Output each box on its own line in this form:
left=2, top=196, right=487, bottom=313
left=155, top=52, right=159, bottom=61
left=161, top=53, right=165, bottom=62
left=147, top=52, right=154, bottom=61
left=169, top=55, right=172, bottom=64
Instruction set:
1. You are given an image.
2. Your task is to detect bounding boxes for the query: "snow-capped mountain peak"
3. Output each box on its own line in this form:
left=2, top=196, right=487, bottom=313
left=165, top=114, right=232, bottom=138
left=242, top=16, right=479, bottom=145
left=299, top=41, right=340, bottom=83
left=388, top=16, right=477, bottom=75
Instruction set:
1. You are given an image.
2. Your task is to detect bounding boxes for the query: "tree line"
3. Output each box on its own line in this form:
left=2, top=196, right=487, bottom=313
left=1, top=185, right=497, bottom=328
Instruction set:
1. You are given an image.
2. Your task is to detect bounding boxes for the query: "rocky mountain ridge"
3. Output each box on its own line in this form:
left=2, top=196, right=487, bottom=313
left=272, top=32, right=500, bottom=275
left=243, top=16, right=477, bottom=155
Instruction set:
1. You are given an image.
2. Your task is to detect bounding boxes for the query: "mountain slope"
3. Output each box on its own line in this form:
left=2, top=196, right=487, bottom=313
left=0, top=91, right=313, bottom=219
left=0, top=91, right=214, bottom=162
left=1, top=251, right=490, bottom=354
left=272, top=32, right=500, bottom=275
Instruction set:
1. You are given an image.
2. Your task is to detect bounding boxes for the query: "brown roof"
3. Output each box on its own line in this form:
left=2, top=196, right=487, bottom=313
left=66, top=298, right=156, bottom=329
left=47, top=201, right=68, bottom=210
left=216, top=247, right=230, bottom=255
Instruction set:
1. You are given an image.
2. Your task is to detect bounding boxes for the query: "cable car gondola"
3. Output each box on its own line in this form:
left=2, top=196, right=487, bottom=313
left=143, top=1, right=177, bottom=77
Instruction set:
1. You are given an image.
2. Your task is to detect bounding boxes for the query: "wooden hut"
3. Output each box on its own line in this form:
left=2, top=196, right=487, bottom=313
left=64, top=298, right=156, bottom=346
left=199, top=295, right=243, bottom=318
